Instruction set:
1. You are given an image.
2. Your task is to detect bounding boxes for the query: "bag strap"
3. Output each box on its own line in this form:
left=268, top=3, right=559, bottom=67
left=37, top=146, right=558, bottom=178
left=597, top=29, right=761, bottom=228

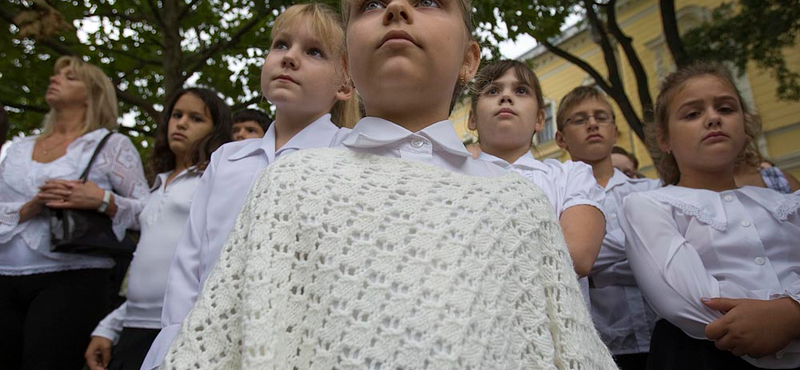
left=79, top=132, right=114, bottom=183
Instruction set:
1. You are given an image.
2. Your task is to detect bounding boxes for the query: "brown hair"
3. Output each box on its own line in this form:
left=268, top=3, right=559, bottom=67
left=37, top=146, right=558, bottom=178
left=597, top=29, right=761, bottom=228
left=556, top=86, right=614, bottom=131
left=649, top=61, right=761, bottom=185
left=470, top=59, right=545, bottom=125
left=40, top=56, right=118, bottom=139
left=149, top=88, right=232, bottom=175
left=272, top=3, right=360, bottom=128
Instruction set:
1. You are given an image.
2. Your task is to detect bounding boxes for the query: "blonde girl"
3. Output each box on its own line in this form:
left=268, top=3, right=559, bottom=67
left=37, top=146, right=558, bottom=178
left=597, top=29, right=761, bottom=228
left=140, top=4, right=358, bottom=369
left=621, top=62, right=800, bottom=369
left=162, top=1, right=616, bottom=369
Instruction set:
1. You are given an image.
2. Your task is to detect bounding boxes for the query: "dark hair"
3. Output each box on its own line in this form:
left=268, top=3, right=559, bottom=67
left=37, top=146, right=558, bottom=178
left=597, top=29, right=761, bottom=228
left=149, top=87, right=233, bottom=175
left=648, top=62, right=761, bottom=185
left=470, top=60, right=545, bottom=118
left=556, top=86, right=614, bottom=131
left=233, top=108, right=272, bottom=132
left=611, top=146, right=639, bottom=169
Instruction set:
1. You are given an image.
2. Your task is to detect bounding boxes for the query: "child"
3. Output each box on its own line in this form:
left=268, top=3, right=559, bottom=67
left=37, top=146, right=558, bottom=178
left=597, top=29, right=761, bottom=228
left=140, top=4, right=359, bottom=369
left=85, top=88, right=232, bottom=370
left=161, top=1, right=616, bottom=369
left=555, top=86, right=661, bottom=369
left=231, top=108, right=271, bottom=141
left=620, top=62, right=800, bottom=369
left=611, top=146, right=641, bottom=179
left=468, top=60, right=606, bottom=278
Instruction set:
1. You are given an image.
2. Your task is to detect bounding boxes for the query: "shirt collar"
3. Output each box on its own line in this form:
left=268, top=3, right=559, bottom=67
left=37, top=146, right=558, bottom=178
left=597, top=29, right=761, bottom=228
left=228, top=114, right=337, bottom=161
left=605, top=169, right=629, bottom=192
left=477, top=150, right=548, bottom=172
left=150, top=167, right=198, bottom=191
left=341, top=117, right=471, bottom=158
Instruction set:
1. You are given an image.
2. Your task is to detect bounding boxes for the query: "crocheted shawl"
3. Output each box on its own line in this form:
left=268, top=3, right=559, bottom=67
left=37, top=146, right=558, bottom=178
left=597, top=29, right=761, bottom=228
left=163, top=148, right=616, bottom=370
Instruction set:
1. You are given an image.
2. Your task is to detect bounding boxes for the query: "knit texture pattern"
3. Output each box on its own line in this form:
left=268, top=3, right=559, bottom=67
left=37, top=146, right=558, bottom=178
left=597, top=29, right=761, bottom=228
left=163, top=148, right=617, bottom=370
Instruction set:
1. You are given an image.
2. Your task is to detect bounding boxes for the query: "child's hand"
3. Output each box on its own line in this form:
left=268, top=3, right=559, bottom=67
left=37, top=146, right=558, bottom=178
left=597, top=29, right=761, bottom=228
left=703, top=297, right=800, bottom=358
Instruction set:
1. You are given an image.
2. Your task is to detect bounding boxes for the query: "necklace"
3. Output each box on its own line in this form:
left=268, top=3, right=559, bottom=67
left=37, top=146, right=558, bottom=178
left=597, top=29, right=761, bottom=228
left=41, top=135, right=73, bottom=155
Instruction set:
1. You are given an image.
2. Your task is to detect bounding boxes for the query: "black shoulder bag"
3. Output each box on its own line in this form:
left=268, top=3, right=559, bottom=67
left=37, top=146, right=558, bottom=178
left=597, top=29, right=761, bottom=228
left=49, top=132, right=138, bottom=257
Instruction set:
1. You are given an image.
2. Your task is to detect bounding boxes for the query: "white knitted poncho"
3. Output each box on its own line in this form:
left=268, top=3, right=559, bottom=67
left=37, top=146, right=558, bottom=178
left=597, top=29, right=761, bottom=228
left=163, top=148, right=617, bottom=370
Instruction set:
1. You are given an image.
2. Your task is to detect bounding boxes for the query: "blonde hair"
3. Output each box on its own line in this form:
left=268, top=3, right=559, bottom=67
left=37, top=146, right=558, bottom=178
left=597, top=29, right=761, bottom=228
left=648, top=62, right=761, bottom=185
left=272, top=3, right=360, bottom=128
left=40, top=56, right=118, bottom=138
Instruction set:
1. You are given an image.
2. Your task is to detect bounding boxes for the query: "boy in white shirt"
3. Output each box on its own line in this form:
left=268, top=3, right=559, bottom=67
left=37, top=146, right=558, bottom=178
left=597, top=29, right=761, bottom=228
left=555, top=86, right=660, bottom=369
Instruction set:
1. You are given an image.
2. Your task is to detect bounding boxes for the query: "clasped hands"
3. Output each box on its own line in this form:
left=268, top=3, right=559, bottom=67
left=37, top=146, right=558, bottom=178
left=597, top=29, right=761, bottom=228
left=20, top=180, right=105, bottom=221
left=703, top=297, right=800, bottom=359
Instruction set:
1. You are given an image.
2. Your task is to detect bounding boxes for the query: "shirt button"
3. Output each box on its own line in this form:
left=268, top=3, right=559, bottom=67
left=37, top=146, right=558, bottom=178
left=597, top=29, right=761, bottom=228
left=741, top=220, right=751, bottom=227
left=410, top=139, right=425, bottom=148
left=610, top=214, right=617, bottom=219
left=754, top=257, right=766, bottom=265
left=723, top=195, right=734, bottom=202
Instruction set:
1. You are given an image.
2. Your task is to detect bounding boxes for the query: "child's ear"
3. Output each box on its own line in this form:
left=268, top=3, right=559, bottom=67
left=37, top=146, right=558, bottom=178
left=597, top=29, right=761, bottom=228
left=336, top=79, right=354, bottom=102
left=468, top=110, right=477, bottom=131
left=656, top=130, right=670, bottom=153
left=555, top=131, right=568, bottom=150
left=461, top=41, right=481, bottom=81
left=534, top=109, right=546, bottom=132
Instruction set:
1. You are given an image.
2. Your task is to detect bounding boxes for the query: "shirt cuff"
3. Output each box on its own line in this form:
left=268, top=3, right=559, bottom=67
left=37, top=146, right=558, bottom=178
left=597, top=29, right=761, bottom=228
left=91, top=325, right=121, bottom=344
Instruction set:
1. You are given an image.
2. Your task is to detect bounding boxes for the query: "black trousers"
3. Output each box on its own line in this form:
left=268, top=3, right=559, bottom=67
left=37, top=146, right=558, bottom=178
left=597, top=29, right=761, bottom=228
left=614, top=353, right=649, bottom=370
left=647, top=319, right=798, bottom=370
left=108, top=327, right=160, bottom=370
left=0, top=268, right=111, bottom=370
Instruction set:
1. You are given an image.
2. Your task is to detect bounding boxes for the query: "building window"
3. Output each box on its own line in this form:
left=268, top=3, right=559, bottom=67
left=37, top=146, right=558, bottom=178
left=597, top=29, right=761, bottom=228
left=536, top=100, right=556, bottom=144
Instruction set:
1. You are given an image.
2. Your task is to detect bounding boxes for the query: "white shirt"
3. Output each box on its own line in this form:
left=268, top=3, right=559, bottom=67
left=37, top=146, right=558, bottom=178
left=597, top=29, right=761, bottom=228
left=0, top=129, right=149, bottom=275
left=142, top=115, right=341, bottom=370
left=589, top=169, right=661, bottom=355
left=477, top=151, right=606, bottom=307
left=621, top=185, right=800, bottom=368
left=92, top=169, right=201, bottom=342
left=334, top=117, right=506, bottom=177
left=477, top=151, right=605, bottom=218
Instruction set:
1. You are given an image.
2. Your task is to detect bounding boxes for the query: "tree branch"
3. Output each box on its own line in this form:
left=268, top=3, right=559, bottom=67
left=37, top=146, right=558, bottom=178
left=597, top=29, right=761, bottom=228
left=144, top=0, right=165, bottom=28
left=115, top=88, right=159, bottom=122
left=605, top=0, right=651, bottom=138
left=660, top=0, right=691, bottom=68
left=232, top=95, right=263, bottom=111
left=540, top=40, right=612, bottom=93
left=182, top=15, right=264, bottom=79
left=179, top=0, right=203, bottom=20
left=117, top=124, right=155, bottom=138
left=0, top=99, right=49, bottom=113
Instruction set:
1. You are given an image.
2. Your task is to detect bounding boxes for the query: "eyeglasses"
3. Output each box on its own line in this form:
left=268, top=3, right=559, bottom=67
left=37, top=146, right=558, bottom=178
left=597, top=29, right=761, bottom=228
left=565, top=111, right=615, bottom=127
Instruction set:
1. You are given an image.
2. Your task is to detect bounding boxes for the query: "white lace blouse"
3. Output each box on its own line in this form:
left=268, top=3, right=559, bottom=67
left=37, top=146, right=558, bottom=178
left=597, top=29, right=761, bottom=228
left=0, top=128, right=149, bottom=275
left=621, top=185, right=800, bottom=368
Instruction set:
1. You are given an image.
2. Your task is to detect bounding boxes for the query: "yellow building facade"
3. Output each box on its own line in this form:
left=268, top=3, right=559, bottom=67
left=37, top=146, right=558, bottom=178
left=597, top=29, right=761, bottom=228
left=452, top=0, right=800, bottom=178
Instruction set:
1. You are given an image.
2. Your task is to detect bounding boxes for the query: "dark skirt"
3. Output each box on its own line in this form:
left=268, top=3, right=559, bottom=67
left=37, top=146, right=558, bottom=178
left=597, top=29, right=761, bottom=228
left=646, top=319, right=796, bottom=370
left=107, top=327, right=160, bottom=370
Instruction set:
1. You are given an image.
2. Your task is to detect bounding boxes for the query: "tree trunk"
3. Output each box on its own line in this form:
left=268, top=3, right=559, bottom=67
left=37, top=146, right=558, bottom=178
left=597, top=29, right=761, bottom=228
left=584, top=1, right=647, bottom=141
left=161, top=0, right=184, bottom=108
left=660, top=0, right=692, bottom=68
left=605, top=0, right=655, bottom=128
